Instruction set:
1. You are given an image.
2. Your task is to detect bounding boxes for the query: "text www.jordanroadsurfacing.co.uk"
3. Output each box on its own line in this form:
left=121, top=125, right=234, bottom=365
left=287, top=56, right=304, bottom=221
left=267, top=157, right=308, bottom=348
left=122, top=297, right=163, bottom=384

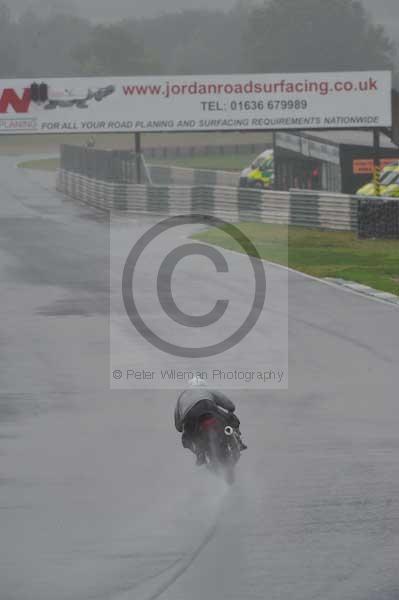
left=122, top=76, right=379, bottom=98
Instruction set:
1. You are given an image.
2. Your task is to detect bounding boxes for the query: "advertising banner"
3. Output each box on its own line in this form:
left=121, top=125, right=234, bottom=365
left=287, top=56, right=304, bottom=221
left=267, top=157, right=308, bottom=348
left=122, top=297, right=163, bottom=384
left=0, top=71, right=392, bottom=135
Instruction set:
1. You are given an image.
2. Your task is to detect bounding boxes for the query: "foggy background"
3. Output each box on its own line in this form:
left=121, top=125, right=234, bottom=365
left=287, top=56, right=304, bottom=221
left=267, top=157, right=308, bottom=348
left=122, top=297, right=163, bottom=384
left=0, top=0, right=398, bottom=81
left=3, top=0, right=399, bottom=23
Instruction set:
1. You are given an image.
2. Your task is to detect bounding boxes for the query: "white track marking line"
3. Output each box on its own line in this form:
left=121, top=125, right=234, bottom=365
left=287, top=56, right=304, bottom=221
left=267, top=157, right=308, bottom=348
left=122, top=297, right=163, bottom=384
left=193, top=237, right=399, bottom=310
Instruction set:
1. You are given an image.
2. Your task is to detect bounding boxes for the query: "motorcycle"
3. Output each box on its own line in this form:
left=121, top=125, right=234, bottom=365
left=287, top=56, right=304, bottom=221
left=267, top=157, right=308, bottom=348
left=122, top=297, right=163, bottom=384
left=198, top=413, right=241, bottom=485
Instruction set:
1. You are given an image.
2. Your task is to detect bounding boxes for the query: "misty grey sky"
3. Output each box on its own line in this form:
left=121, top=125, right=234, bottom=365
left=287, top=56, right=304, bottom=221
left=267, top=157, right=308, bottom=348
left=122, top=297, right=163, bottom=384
left=5, top=0, right=399, bottom=28
left=7, top=0, right=247, bottom=19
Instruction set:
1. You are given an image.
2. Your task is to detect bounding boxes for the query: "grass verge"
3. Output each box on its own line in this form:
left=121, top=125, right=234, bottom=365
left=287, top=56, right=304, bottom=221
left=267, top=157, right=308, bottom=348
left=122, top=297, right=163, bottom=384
left=152, top=153, right=253, bottom=171
left=192, top=222, right=399, bottom=296
left=18, top=158, right=60, bottom=171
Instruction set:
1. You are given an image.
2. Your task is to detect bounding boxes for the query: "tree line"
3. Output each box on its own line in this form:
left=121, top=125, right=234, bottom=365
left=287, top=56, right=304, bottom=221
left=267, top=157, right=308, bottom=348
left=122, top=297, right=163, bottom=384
left=0, top=0, right=397, bottom=80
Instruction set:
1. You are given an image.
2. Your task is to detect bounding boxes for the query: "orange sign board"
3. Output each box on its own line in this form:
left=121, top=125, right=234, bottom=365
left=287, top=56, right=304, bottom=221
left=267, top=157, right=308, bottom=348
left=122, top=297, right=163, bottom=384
left=353, top=158, right=399, bottom=174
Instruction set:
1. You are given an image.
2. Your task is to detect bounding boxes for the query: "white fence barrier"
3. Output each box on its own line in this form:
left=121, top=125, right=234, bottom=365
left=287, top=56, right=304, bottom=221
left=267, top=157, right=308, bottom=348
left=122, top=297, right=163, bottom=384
left=57, top=169, right=358, bottom=231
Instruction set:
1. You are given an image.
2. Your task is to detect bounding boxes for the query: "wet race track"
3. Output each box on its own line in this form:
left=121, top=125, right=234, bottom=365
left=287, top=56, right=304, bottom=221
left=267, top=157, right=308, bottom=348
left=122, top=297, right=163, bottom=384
left=1, top=156, right=399, bottom=600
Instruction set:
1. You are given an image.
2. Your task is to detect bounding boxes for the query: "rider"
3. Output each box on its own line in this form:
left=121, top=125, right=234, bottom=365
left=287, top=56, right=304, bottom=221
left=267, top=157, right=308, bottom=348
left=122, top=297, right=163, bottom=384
left=174, top=376, right=247, bottom=466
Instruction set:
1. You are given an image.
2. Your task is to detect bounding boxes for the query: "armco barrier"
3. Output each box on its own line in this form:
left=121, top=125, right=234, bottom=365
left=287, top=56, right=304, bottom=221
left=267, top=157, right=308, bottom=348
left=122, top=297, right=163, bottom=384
left=56, top=169, right=358, bottom=231
left=60, top=144, right=138, bottom=182
left=290, top=189, right=358, bottom=231
left=60, top=144, right=240, bottom=187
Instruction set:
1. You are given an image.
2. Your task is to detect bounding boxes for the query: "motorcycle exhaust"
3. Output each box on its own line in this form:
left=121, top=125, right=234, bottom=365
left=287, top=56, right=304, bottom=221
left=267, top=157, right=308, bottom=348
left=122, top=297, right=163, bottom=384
left=224, top=426, right=234, bottom=436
